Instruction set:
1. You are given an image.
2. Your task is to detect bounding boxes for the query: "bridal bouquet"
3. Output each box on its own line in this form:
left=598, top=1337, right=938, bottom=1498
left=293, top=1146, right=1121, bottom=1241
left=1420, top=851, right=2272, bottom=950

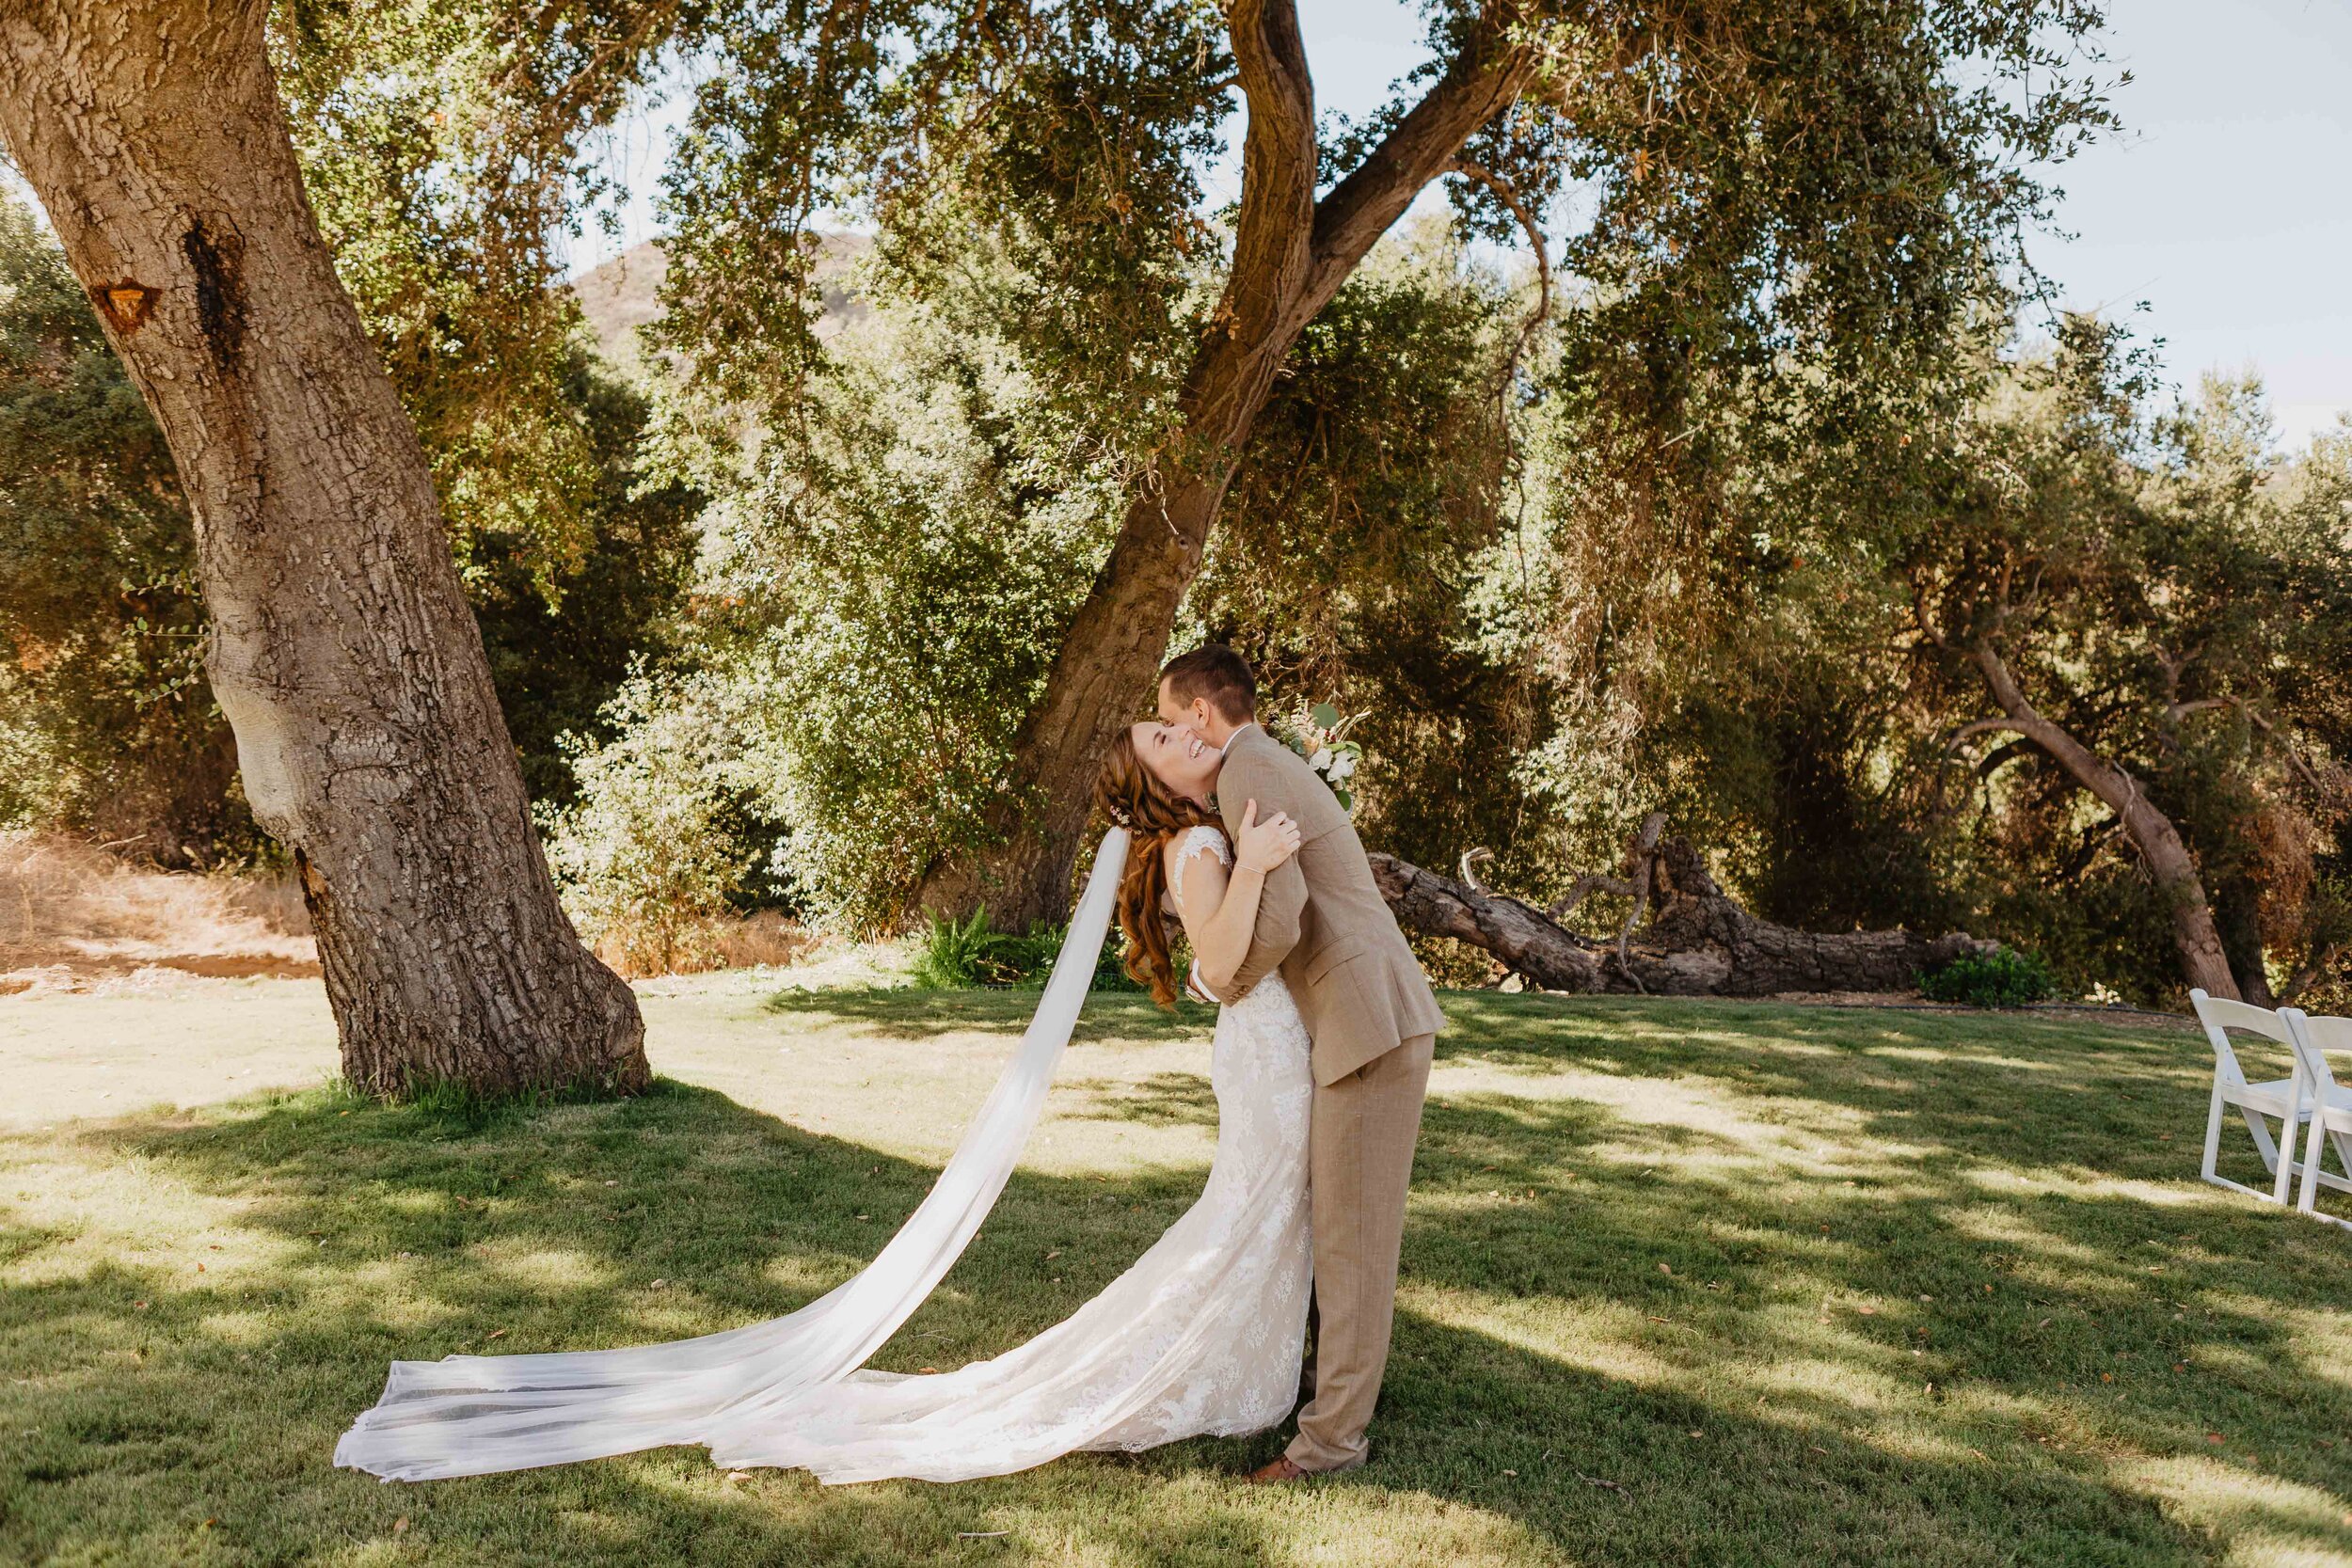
left=1270, top=702, right=1363, bottom=813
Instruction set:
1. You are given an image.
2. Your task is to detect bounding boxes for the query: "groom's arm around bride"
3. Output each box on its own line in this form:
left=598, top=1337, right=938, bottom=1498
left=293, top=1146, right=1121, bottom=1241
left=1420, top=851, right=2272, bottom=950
left=1209, top=724, right=1442, bottom=1086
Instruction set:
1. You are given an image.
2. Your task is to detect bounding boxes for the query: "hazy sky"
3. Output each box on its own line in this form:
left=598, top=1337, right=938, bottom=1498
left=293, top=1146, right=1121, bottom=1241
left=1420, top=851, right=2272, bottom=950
left=571, top=1, right=2351, bottom=449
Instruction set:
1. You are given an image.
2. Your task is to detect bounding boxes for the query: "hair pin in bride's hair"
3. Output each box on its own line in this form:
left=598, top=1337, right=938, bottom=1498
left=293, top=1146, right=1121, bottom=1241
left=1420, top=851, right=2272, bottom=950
left=1105, top=801, right=1135, bottom=828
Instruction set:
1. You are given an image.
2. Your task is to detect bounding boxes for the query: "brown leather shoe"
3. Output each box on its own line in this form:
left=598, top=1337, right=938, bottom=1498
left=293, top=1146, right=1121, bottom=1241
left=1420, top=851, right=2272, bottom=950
left=1244, top=1456, right=1310, bottom=1485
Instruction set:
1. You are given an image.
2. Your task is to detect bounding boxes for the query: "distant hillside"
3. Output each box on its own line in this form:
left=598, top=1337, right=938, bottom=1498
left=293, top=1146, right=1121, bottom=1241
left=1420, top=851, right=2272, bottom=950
left=570, top=232, right=870, bottom=379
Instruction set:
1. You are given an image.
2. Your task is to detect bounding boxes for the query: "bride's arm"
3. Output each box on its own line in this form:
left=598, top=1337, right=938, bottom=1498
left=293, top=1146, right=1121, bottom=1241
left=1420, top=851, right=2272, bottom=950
left=1170, top=804, right=1300, bottom=996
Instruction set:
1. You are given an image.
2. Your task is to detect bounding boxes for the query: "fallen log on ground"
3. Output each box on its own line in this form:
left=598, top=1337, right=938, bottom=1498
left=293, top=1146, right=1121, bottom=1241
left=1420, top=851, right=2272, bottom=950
left=1372, top=825, right=1998, bottom=997
left=1368, top=853, right=1604, bottom=992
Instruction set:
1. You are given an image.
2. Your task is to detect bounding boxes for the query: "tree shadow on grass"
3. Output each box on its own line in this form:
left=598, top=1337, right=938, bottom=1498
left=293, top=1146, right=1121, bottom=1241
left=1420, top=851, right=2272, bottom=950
left=1063, top=1071, right=1218, bottom=1128
left=6, top=993, right=2350, bottom=1565
left=1396, top=1011, right=2352, bottom=1560
left=2, top=1083, right=1295, bottom=1566
left=762, top=985, right=1214, bottom=1044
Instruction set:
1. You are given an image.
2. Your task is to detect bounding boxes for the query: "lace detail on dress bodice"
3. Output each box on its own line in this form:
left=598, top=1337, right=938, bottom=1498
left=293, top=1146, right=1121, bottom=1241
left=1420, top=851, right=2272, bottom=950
left=1167, top=824, right=1231, bottom=905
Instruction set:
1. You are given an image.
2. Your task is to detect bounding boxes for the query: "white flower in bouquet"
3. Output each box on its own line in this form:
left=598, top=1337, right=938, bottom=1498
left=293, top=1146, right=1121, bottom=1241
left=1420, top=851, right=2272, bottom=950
left=1268, top=699, right=1366, bottom=814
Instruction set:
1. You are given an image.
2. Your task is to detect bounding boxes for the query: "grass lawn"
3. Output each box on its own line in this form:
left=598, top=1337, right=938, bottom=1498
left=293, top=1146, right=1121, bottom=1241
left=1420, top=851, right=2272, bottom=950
left=4, top=982, right=2350, bottom=1565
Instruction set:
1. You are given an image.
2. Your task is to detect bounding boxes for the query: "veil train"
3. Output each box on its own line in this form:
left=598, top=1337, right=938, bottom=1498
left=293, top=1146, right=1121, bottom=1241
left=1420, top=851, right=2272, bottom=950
left=335, top=829, right=1133, bottom=1481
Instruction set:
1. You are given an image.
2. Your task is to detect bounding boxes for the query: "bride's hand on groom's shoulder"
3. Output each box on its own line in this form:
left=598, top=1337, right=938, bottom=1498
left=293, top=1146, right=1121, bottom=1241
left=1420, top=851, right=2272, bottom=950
left=1234, top=799, right=1301, bottom=874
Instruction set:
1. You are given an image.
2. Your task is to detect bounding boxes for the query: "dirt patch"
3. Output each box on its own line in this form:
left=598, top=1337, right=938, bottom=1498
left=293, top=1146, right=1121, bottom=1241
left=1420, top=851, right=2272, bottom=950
left=0, top=832, right=316, bottom=992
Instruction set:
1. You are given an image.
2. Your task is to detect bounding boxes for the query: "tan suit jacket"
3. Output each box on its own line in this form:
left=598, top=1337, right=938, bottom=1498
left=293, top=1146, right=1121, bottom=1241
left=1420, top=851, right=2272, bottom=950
left=1212, top=725, right=1445, bottom=1085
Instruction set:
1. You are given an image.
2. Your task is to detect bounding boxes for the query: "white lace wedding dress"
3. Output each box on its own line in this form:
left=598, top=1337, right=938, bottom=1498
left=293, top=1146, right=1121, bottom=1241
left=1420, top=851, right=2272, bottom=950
left=337, top=826, right=1315, bottom=1485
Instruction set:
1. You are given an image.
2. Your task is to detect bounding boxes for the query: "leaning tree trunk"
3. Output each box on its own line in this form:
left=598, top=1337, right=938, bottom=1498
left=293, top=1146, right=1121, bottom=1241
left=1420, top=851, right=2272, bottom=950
left=912, top=0, right=1533, bottom=927
left=0, top=0, right=648, bottom=1095
left=1963, top=641, right=2240, bottom=1001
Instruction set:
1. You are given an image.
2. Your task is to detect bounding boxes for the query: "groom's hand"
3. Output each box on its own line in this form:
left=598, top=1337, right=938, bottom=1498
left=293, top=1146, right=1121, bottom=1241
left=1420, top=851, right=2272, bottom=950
left=1234, top=799, right=1302, bottom=875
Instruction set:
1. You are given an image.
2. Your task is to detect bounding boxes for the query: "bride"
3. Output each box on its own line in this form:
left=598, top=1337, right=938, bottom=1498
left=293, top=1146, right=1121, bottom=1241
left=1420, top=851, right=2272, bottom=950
left=336, top=721, right=1316, bottom=1485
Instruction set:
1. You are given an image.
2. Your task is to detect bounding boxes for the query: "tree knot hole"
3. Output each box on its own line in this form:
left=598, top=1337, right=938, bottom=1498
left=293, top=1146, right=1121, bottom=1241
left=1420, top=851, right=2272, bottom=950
left=92, top=281, right=155, bottom=334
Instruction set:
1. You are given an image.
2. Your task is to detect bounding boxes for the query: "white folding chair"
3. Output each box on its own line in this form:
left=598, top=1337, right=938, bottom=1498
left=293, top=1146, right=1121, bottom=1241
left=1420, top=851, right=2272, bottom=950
left=2190, top=989, right=2310, bottom=1206
left=2284, top=1009, right=2352, bottom=1229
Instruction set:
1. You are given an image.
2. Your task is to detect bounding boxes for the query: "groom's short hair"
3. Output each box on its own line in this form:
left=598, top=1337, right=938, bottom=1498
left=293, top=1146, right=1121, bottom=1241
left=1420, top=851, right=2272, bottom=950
left=1159, top=644, right=1257, bottom=722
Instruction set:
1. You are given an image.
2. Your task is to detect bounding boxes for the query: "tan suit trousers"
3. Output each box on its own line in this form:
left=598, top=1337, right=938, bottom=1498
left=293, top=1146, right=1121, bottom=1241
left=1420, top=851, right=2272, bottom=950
left=1285, top=1030, right=1435, bottom=1473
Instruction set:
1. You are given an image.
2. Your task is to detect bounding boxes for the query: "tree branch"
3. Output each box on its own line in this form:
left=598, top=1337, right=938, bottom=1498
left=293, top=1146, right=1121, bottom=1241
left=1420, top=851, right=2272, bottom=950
left=1610, top=812, right=1668, bottom=991
left=1295, top=2, right=1541, bottom=326
left=1548, top=872, right=1635, bottom=920
left=1177, top=0, right=1319, bottom=447
left=1448, top=156, right=1551, bottom=361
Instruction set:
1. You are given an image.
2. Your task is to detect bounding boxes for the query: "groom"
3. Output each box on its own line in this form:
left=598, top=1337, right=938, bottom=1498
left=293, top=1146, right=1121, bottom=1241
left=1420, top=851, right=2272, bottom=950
left=1156, top=645, right=1446, bottom=1481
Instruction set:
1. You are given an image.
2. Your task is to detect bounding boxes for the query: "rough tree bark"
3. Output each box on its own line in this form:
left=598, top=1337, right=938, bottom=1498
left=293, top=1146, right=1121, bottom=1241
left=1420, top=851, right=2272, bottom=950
left=1371, top=831, right=1999, bottom=997
left=1371, top=854, right=1606, bottom=992
left=914, top=0, right=1538, bottom=926
left=1956, top=639, right=2241, bottom=1001
left=0, top=0, right=649, bottom=1095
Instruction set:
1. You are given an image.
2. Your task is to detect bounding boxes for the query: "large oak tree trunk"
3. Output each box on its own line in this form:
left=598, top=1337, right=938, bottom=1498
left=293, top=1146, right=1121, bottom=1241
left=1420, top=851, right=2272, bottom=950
left=0, top=0, right=649, bottom=1095
left=1963, top=641, right=2240, bottom=1001
left=913, top=0, right=1533, bottom=926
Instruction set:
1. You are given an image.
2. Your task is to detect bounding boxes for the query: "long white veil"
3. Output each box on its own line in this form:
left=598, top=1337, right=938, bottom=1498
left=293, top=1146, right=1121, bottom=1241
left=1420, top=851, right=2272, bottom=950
left=336, top=829, right=1133, bottom=1481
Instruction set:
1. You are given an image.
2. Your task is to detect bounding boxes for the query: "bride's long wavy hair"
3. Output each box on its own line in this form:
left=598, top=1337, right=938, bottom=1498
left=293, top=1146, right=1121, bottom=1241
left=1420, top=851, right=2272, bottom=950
left=1093, top=728, right=1220, bottom=1008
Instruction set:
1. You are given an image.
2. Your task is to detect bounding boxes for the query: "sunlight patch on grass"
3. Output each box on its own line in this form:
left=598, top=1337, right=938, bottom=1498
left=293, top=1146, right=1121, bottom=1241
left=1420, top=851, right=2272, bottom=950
left=1955, top=1164, right=2219, bottom=1208
left=2118, top=1455, right=2352, bottom=1568
left=1864, top=1044, right=2074, bottom=1073
left=1407, top=1285, right=1682, bottom=1388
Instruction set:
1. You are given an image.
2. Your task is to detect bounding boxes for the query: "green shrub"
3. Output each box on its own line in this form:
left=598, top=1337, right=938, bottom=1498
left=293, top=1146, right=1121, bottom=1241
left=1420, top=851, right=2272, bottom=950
left=909, top=909, right=1145, bottom=991
left=539, top=677, right=764, bottom=976
left=1920, top=947, right=2059, bottom=1007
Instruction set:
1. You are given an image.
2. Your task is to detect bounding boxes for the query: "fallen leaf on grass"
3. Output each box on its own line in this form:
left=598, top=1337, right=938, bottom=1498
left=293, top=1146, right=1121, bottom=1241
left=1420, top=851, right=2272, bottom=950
left=393, top=1517, right=409, bottom=1534
left=959, top=1530, right=1010, bottom=1539
left=485, top=1329, right=506, bottom=1342
left=1577, top=1474, right=1625, bottom=1493
left=1854, top=1306, right=1877, bottom=1316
